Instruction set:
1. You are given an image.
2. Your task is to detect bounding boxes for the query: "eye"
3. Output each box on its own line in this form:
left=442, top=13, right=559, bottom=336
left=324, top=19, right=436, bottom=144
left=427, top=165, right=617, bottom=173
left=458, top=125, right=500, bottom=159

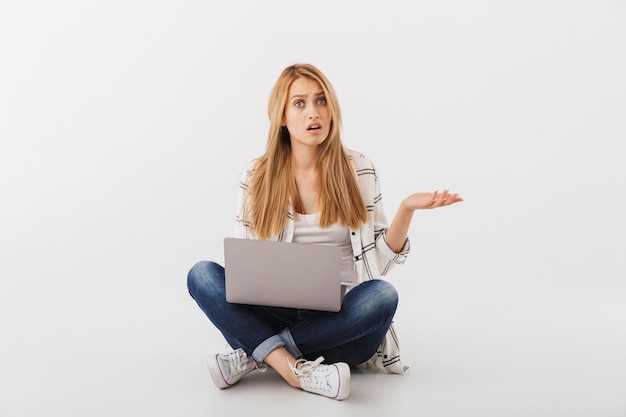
left=317, top=97, right=327, bottom=105
left=294, top=100, right=304, bottom=107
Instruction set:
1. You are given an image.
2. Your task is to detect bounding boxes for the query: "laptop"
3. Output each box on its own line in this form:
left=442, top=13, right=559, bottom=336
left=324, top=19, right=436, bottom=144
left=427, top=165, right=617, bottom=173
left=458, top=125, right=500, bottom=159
left=224, top=237, right=352, bottom=312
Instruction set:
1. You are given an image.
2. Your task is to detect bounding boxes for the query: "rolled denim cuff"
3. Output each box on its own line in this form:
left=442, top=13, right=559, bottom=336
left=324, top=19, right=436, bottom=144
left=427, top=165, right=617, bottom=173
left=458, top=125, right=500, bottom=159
left=279, top=328, right=302, bottom=359
left=252, top=335, right=285, bottom=363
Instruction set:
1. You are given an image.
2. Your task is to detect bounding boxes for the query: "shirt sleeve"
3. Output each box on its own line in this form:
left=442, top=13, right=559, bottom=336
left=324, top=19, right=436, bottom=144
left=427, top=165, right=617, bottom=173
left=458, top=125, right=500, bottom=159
left=368, top=158, right=410, bottom=276
left=234, top=163, right=256, bottom=239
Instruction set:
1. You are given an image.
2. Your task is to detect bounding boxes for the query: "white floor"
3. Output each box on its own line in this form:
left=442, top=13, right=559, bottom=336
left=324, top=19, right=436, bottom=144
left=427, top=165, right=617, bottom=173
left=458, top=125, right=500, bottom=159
left=2, top=268, right=625, bottom=417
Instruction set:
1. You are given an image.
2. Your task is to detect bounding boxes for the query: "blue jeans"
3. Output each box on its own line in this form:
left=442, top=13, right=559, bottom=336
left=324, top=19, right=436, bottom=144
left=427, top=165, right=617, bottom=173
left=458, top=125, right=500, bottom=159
left=187, top=261, right=398, bottom=366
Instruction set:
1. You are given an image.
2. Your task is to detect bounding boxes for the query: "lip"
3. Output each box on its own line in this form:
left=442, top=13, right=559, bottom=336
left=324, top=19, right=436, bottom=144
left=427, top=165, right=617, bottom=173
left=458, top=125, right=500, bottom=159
left=306, top=122, right=322, bottom=131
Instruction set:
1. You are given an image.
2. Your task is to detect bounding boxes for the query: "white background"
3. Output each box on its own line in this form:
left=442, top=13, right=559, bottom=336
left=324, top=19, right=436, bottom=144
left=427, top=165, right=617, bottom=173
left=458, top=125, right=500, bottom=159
left=1, top=1, right=625, bottom=416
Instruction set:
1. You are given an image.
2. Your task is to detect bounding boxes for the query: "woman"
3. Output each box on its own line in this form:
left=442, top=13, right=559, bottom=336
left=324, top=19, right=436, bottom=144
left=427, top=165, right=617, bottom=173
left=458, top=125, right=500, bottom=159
left=187, top=63, right=462, bottom=401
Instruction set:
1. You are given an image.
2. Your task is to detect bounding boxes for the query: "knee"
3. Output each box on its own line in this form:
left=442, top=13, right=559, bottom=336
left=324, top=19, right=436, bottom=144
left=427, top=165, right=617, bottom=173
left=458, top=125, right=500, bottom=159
left=187, top=261, right=222, bottom=296
left=352, top=279, right=398, bottom=315
left=373, top=280, right=399, bottom=311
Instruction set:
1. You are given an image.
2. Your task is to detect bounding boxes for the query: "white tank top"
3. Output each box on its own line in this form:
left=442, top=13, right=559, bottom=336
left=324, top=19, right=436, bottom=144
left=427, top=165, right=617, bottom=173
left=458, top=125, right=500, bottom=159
left=292, top=213, right=356, bottom=283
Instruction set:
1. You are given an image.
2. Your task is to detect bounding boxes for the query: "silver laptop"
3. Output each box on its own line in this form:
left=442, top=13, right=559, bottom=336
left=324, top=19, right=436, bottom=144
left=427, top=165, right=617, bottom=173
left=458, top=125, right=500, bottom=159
left=224, top=237, right=350, bottom=312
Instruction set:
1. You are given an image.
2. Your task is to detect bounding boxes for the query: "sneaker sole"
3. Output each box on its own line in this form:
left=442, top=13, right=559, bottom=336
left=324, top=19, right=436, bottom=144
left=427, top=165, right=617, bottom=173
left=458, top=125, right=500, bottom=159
left=333, top=362, right=351, bottom=400
left=206, top=355, right=230, bottom=389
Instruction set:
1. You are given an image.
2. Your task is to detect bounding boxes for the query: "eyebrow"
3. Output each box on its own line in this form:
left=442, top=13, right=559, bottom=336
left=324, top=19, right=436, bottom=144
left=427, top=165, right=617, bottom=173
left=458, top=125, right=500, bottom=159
left=290, top=91, right=325, bottom=100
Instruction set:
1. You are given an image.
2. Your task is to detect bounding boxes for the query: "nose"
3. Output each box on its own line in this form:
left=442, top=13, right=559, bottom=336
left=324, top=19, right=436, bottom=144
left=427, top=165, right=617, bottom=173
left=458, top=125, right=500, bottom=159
left=308, top=113, right=319, bottom=120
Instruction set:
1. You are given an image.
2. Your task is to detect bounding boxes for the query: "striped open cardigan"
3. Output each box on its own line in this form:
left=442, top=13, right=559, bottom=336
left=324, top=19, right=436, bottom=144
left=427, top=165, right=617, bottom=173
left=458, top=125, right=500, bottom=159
left=234, top=149, right=411, bottom=374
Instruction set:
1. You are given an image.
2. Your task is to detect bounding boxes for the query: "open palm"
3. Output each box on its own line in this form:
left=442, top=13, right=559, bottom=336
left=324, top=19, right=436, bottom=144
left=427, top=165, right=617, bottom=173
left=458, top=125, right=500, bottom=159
left=402, top=189, right=463, bottom=211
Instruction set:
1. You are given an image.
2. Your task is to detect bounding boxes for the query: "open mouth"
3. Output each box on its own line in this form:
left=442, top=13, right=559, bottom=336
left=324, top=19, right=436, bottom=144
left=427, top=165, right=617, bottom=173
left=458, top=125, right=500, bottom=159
left=307, top=125, right=321, bottom=131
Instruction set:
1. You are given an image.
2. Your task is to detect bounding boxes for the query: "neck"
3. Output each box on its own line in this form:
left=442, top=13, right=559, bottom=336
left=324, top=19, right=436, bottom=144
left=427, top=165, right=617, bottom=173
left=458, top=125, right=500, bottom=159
left=290, top=145, right=320, bottom=171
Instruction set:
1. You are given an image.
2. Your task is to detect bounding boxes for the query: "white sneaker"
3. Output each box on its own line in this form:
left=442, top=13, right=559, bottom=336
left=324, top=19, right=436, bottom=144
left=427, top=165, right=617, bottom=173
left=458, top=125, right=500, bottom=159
left=207, top=348, right=266, bottom=389
left=289, top=356, right=350, bottom=400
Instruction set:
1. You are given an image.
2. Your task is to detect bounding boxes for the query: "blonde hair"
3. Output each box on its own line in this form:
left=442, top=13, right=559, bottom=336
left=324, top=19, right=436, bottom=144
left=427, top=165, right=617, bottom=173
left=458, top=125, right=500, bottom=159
left=246, top=63, right=369, bottom=239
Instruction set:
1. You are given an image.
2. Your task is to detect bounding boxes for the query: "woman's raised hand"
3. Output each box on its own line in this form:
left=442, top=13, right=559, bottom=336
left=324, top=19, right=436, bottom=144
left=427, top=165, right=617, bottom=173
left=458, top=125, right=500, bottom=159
left=401, top=190, right=463, bottom=211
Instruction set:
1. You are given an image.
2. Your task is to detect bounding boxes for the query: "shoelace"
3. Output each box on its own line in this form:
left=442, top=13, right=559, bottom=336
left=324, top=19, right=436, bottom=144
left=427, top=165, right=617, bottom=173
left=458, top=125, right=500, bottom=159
left=289, top=356, right=332, bottom=392
left=226, top=350, right=266, bottom=377
left=289, top=356, right=325, bottom=376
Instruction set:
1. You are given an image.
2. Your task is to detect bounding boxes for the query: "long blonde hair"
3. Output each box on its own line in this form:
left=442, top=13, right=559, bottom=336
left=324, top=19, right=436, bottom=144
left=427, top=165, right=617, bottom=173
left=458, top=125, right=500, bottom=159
left=246, top=63, right=369, bottom=239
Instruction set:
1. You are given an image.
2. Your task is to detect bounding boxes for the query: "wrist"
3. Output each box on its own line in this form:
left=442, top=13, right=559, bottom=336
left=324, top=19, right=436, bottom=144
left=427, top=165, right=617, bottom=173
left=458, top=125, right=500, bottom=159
left=400, top=198, right=417, bottom=214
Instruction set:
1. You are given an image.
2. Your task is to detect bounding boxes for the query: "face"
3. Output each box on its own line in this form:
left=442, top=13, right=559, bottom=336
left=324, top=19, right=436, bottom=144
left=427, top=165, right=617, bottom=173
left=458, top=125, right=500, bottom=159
left=282, top=77, right=331, bottom=149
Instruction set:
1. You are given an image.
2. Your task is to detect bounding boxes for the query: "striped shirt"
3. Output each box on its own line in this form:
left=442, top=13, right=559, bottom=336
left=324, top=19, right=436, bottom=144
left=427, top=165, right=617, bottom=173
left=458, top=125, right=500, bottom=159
left=235, top=149, right=410, bottom=374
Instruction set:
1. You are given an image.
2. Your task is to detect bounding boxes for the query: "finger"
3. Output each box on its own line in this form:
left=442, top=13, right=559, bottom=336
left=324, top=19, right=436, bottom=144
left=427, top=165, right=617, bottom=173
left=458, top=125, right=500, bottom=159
left=444, top=193, right=463, bottom=206
left=429, top=190, right=439, bottom=208
left=441, top=190, right=456, bottom=206
left=435, top=190, right=447, bottom=206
